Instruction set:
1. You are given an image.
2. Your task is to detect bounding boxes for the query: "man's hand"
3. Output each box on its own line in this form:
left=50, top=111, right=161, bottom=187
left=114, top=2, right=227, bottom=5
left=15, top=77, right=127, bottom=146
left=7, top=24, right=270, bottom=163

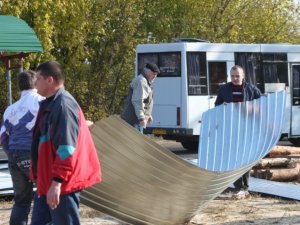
left=86, top=120, right=94, bottom=127
left=148, top=115, right=153, bottom=124
left=139, top=119, right=147, bottom=128
left=47, top=181, right=62, bottom=210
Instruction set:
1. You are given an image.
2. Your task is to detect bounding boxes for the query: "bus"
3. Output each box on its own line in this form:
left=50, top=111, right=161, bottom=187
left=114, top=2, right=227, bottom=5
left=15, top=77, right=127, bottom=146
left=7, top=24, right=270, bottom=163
left=136, top=39, right=300, bottom=150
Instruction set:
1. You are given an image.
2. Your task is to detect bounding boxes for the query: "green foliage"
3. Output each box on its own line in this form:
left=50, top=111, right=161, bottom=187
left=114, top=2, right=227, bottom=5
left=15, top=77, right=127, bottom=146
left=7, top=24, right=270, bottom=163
left=85, top=0, right=142, bottom=120
left=139, top=0, right=300, bottom=43
left=0, top=0, right=299, bottom=121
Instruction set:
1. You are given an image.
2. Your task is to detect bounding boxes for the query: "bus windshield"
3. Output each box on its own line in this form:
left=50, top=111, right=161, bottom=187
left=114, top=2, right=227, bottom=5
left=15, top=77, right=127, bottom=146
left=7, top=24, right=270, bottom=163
left=137, top=52, right=181, bottom=77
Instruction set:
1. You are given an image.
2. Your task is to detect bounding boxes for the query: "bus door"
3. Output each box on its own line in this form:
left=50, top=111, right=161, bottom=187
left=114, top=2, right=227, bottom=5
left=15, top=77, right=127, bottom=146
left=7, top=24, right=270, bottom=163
left=208, top=61, right=228, bottom=108
left=186, top=52, right=209, bottom=134
left=291, top=64, right=300, bottom=136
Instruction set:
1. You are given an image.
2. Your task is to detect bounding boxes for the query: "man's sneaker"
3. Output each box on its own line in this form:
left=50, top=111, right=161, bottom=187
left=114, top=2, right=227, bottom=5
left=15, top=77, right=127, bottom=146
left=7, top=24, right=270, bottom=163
left=232, top=190, right=250, bottom=200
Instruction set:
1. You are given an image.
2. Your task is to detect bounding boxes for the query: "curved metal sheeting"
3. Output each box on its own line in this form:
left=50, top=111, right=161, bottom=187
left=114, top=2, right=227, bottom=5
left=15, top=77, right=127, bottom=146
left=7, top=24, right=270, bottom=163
left=198, top=91, right=286, bottom=171
left=81, top=91, right=285, bottom=224
left=81, top=116, right=256, bottom=225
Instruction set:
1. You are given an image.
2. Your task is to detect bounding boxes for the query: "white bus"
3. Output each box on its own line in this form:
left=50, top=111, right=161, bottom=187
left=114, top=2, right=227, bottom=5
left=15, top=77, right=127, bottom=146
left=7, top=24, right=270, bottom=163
left=136, top=39, right=300, bottom=150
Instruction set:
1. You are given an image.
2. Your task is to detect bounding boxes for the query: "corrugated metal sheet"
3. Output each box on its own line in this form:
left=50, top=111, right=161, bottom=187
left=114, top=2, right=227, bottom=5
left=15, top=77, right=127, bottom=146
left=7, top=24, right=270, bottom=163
left=0, top=150, right=7, bottom=163
left=0, top=162, right=8, bottom=170
left=249, top=177, right=300, bottom=201
left=81, top=116, right=261, bottom=225
left=0, top=168, right=13, bottom=196
left=186, top=160, right=300, bottom=201
left=0, top=91, right=288, bottom=223
left=198, top=91, right=286, bottom=171
left=0, top=15, right=42, bottom=52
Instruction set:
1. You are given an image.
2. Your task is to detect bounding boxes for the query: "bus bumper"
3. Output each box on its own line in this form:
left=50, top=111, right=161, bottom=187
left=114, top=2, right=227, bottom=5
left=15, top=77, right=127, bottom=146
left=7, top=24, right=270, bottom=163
left=144, top=127, right=194, bottom=136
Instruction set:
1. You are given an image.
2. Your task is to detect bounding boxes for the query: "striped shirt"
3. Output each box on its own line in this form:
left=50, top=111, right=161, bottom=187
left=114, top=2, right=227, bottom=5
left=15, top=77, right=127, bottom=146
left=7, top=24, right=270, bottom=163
left=232, top=84, right=244, bottom=102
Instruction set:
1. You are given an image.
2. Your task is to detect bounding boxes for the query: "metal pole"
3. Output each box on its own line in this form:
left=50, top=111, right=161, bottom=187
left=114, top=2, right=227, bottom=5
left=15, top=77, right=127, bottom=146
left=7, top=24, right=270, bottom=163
left=6, top=59, right=12, bottom=105
left=18, top=57, right=23, bottom=73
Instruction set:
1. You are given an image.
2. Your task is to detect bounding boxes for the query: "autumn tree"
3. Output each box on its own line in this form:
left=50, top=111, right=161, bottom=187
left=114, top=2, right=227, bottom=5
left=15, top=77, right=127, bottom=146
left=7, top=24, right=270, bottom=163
left=0, top=0, right=299, bottom=121
left=138, top=0, right=300, bottom=43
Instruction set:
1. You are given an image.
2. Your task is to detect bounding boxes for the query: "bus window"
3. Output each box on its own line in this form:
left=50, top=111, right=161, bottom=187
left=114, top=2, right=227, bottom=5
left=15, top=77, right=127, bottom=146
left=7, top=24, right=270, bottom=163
left=138, top=53, right=158, bottom=74
left=187, top=52, right=207, bottom=95
left=158, top=53, right=181, bottom=76
left=262, top=53, right=288, bottom=86
left=235, top=52, right=261, bottom=89
left=137, top=52, right=181, bottom=77
left=235, top=52, right=288, bottom=93
left=208, top=62, right=227, bottom=95
left=292, top=65, right=300, bottom=105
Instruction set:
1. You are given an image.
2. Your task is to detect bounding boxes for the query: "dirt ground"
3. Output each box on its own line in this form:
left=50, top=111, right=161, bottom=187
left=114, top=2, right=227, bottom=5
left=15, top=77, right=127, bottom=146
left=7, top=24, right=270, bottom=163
left=1, top=140, right=300, bottom=224
left=189, top=193, right=300, bottom=225
left=1, top=192, right=300, bottom=225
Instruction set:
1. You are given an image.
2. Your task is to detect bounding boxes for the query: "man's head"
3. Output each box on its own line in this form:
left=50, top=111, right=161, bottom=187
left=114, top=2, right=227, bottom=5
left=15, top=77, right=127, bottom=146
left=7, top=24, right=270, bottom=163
left=230, top=65, right=244, bottom=86
left=143, top=63, right=160, bottom=82
left=18, top=70, right=37, bottom=91
left=35, top=61, right=64, bottom=97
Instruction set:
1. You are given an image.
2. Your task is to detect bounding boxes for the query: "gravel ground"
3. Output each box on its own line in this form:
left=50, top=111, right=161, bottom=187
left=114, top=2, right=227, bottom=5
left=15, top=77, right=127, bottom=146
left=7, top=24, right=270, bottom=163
left=1, top=139, right=299, bottom=225
left=1, top=192, right=300, bottom=225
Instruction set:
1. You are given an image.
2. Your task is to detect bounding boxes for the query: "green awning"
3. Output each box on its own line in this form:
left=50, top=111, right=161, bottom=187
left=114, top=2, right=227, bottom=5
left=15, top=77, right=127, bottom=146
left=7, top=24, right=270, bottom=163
left=0, top=15, right=43, bottom=53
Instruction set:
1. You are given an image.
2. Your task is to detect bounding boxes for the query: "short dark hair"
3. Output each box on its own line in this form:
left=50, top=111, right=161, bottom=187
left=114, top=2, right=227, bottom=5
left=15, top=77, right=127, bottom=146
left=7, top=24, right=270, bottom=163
left=36, top=61, right=64, bottom=83
left=18, top=70, right=36, bottom=91
left=230, top=65, right=244, bottom=73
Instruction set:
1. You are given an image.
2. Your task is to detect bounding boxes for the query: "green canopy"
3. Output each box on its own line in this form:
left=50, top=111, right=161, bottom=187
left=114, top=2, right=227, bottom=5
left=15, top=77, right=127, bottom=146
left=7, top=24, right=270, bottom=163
left=0, top=15, right=43, bottom=52
left=0, top=15, right=43, bottom=105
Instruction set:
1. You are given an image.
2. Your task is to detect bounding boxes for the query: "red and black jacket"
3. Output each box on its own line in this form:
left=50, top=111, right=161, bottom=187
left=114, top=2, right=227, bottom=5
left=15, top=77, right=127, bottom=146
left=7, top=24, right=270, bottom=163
left=30, top=88, right=101, bottom=195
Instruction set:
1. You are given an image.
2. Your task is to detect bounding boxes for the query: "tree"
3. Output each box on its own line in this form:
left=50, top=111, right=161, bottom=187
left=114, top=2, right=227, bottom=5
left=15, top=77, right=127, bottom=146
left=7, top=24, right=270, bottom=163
left=0, top=0, right=299, bottom=121
left=139, top=0, right=300, bottom=43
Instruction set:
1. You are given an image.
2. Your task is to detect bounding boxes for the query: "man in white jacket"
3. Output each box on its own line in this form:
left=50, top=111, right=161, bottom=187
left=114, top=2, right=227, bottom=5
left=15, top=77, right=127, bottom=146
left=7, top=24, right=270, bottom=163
left=121, top=63, right=160, bottom=132
left=0, top=71, right=44, bottom=225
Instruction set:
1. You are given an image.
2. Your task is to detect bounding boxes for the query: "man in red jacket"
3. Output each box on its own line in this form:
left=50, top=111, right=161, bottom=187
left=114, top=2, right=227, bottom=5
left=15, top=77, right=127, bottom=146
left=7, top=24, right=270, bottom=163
left=30, top=61, right=101, bottom=225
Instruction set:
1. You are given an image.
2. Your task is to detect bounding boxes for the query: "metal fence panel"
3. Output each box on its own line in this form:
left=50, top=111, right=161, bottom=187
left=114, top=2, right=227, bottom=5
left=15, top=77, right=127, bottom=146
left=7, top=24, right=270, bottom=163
left=199, top=91, right=286, bottom=171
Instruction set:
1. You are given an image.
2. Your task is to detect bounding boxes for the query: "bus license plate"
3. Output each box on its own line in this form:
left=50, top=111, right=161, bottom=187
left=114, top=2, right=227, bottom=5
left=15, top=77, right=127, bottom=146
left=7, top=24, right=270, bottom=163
left=153, top=129, right=166, bottom=135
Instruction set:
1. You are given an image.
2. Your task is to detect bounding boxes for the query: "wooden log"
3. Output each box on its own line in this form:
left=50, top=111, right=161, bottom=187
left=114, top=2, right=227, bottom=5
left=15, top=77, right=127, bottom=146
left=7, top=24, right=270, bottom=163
left=251, top=168, right=300, bottom=182
left=268, top=149, right=291, bottom=157
left=253, top=158, right=297, bottom=169
left=268, top=146, right=300, bottom=157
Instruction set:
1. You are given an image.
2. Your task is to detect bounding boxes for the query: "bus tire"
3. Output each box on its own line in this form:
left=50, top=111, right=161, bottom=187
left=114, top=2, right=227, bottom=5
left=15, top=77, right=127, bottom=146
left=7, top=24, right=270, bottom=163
left=288, top=138, right=300, bottom=147
left=181, top=141, right=199, bottom=152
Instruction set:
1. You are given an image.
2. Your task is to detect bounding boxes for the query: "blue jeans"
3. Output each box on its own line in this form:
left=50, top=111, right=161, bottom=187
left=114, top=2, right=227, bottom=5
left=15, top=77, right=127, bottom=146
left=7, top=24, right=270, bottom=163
left=8, top=150, right=33, bottom=225
left=31, top=191, right=81, bottom=225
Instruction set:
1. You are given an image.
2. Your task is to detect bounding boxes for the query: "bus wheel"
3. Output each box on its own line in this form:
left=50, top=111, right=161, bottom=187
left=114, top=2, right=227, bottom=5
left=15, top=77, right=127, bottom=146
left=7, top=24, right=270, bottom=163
left=181, top=141, right=199, bottom=152
left=288, top=138, right=300, bottom=147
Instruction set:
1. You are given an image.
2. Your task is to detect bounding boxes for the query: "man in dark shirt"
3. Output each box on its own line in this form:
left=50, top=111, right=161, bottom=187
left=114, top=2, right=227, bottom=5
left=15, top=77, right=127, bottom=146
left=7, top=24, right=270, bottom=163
left=215, top=65, right=261, bottom=199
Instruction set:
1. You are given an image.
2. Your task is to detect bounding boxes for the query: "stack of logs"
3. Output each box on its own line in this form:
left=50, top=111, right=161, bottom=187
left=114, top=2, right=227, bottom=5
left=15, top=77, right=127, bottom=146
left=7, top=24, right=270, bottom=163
left=251, top=145, right=300, bottom=182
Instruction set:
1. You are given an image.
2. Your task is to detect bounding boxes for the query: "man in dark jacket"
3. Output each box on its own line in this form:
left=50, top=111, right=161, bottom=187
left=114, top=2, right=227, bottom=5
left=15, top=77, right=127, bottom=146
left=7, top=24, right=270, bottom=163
left=30, top=61, right=101, bottom=225
left=215, top=65, right=261, bottom=199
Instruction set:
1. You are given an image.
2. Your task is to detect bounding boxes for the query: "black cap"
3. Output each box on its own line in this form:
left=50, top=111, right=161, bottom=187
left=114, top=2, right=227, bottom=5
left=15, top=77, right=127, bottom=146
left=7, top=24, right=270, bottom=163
left=145, top=63, right=160, bottom=74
